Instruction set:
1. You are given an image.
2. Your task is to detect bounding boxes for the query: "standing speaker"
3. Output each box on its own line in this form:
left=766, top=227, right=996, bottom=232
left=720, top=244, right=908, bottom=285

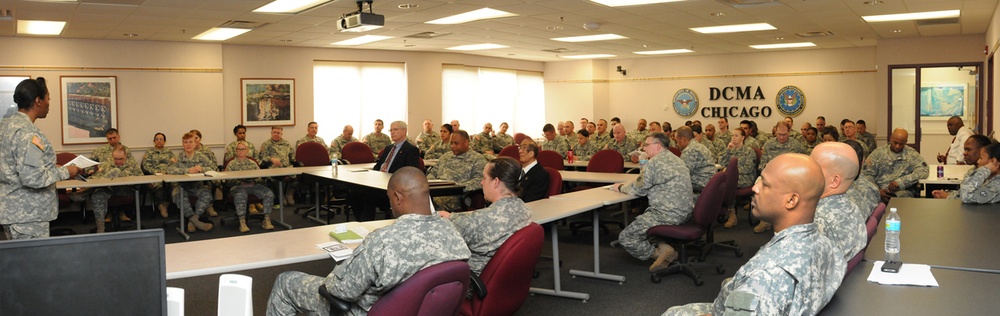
left=218, top=274, right=252, bottom=316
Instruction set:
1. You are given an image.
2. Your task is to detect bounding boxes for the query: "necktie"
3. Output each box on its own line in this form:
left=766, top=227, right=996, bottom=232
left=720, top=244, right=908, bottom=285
left=944, top=136, right=955, bottom=164
left=381, top=144, right=397, bottom=172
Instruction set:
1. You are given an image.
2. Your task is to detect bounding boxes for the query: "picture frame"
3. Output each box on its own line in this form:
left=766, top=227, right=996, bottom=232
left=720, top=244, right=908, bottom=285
left=920, top=82, right=968, bottom=119
left=1, top=75, right=31, bottom=119
left=60, top=76, right=118, bottom=145
left=241, top=78, right=295, bottom=126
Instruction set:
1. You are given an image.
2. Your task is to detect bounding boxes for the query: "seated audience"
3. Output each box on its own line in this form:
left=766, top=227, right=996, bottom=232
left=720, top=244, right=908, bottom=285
left=224, top=141, right=275, bottom=233
left=224, top=125, right=256, bottom=163
left=934, top=143, right=1000, bottom=204
left=517, top=140, right=550, bottom=202
left=90, top=145, right=143, bottom=232
left=142, top=132, right=176, bottom=218
left=167, top=132, right=215, bottom=233
left=428, top=130, right=488, bottom=211
left=720, top=128, right=757, bottom=228
left=862, top=128, right=928, bottom=202
left=571, top=129, right=599, bottom=160
left=424, top=124, right=454, bottom=160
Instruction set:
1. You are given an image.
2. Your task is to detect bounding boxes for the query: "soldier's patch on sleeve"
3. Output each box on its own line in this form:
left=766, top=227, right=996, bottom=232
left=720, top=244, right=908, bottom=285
left=31, top=135, right=45, bottom=151
left=25, top=138, right=45, bottom=167
left=723, top=290, right=759, bottom=316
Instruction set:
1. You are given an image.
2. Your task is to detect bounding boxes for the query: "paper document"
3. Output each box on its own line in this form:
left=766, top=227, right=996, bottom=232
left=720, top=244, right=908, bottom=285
left=205, top=171, right=226, bottom=177
left=65, top=156, right=99, bottom=168
left=867, top=261, right=939, bottom=287
left=317, top=241, right=353, bottom=261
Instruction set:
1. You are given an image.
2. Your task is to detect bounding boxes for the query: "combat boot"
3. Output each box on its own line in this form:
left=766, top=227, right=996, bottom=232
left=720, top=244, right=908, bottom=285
left=238, top=217, right=250, bottom=233
left=262, top=215, right=275, bottom=230
left=95, top=219, right=105, bottom=233
left=206, top=204, right=219, bottom=217
left=724, top=209, right=737, bottom=228
left=649, top=243, right=678, bottom=272
left=248, top=203, right=260, bottom=215
left=158, top=203, right=169, bottom=218
left=188, top=216, right=214, bottom=232
left=753, top=221, right=772, bottom=233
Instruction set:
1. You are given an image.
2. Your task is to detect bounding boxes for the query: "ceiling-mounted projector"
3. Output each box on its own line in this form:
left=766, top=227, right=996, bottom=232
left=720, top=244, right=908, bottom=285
left=337, top=0, right=384, bottom=32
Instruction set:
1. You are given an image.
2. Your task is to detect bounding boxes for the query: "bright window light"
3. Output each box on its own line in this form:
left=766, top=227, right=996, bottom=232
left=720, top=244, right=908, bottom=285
left=426, top=8, right=517, bottom=24
left=446, top=43, right=509, bottom=51
left=253, top=0, right=333, bottom=14
left=551, top=34, right=626, bottom=42
left=634, top=49, right=693, bottom=55
left=560, top=54, right=617, bottom=59
left=690, top=23, right=775, bottom=34
left=862, top=10, right=960, bottom=22
left=332, top=35, right=393, bottom=46
left=750, top=42, right=816, bottom=49
left=17, top=20, right=66, bottom=35
left=192, top=27, right=251, bottom=41
left=589, top=0, right=686, bottom=7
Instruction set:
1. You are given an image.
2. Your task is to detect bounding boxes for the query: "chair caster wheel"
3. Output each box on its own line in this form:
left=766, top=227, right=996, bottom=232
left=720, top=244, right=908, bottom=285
left=716, top=267, right=725, bottom=274
left=735, top=249, right=744, bottom=257
left=650, top=274, right=661, bottom=283
left=694, top=278, right=704, bottom=286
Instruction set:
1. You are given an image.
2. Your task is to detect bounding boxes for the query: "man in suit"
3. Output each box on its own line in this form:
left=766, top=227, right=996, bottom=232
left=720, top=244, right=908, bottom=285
left=518, top=140, right=550, bottom=202
left=373, top=120, right=420, bottom=173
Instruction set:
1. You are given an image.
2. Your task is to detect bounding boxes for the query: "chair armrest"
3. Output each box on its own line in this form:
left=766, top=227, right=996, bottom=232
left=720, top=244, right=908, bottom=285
left=469, top=271, right=487, bottom=299
left=318, top=284, right=352, bottom=315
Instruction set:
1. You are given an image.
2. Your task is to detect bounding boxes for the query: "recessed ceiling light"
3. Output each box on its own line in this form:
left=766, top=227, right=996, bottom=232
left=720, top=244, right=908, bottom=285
left=253, top=0, right=334, bottom=14
left=710, top=12, right=726, bottom=17
left=546, top=26, right=564, bottom=30
left=551, top=34, right=626, bottom=42
left=863, top=0, right=883, bottom=5
left=561, top=54, right=617, bottom=59
left=279, top=39, right=292, bottom=42
left=123, top=33, right=138, bottom=37
left=750, top=42, right=816, bottom=49
left=446, top=43, right=509, bottom=51
left=332, top=35, right=392, bottom=46
left=890, top=29, right=903, bottom=33
left=192, top=27, right=251, bottom=41
left=404, top=44, right=416, bottom=47
left=775, top=37, right=784, bottom=40
left=17, top=20, right=66, bottom=35
left=425, top=8, right=517, bottom=25
left=634, top=49, right=693, bottom=55
left=589, top=0, right=686, bottom=7
left=398, top=4, right=418, bottom=9
left=862, top=10, right=960, bottom=22
left=691, top=23, right=776, bottom=34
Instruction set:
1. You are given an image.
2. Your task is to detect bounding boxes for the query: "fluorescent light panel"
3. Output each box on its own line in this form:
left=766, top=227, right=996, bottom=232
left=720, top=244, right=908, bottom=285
left=690, top=23, right=775, bottom=34
left=332, top=35, right=393, bottom=46
left=589, top=0, right=686, bottom=7
left=192, top=27, right=251, bottom=41
left=253, top=0, right=333, bottom=14
left=634, top=49, right=693, bottom=55
left=426, top=8, right=517, bottom=24
left=551, top=34, right=626, bottom=42
left=561, top=54, right=617, bottom=59
left=446, top=43, right=509, bottom=51
left=862, top=10, right=960, bottom=22
left=17, top=20, right=66, bottom=35
left=750, top=42, right=815, bottom=49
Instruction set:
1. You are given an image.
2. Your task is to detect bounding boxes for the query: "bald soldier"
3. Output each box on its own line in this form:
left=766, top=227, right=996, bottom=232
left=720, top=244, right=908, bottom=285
left=862, top=128, right=929, bottom=202
left=415, top=119, right=439, bottom=155
left=664, top=154, right=845, bottom=316
left=329, top=125, right=360, bottom=160
left=605, top=124, right=639, bottom=161
left=811, top=142, right=868, bottom=262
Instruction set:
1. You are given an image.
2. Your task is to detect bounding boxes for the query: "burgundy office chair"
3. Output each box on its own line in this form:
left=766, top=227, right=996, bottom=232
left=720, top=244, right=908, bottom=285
left=535, top=150, right=565, bottom=170
left=647, top=172, right=727, bottom=286
left=700, top=158, right=743, bottom=260
left=321, top=260, right=470, bottom=316
left=513, top=133, right=530, bottom=145
left=871, top=202, right=887, bottom=224
left=462, top=223, right=544, bottom=316
left=846, top=215, right=880, bottom=279
left=341, top=142, right=375, bottom=164
left=295, top=142, right=331, bottom=167
left=497, top=145, right=519, bottom=160
left=543, top=167, right=562, bottom=197
left=668, top=147, right=682, bottom=157
left=569, top=149, right=624, bottom=236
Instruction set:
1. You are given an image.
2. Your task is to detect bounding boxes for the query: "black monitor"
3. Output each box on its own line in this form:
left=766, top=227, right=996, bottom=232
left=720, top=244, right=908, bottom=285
left=0, top=229, right=167, bottom=315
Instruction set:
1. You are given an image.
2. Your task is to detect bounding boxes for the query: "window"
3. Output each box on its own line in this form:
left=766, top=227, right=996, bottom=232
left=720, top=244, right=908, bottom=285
left=442, top=65, right=544, bottom=137
left=314, top=61, right=407, bottom=142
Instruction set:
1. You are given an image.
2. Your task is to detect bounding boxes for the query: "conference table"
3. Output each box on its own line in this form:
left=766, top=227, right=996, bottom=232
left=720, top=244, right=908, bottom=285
left=548, top=186, right=637, bottom=286
left=918, top=164, right=973, bottom=197
left=526, top=198, right=607, bottom=302
left=57, top=174, right=164, bottom=231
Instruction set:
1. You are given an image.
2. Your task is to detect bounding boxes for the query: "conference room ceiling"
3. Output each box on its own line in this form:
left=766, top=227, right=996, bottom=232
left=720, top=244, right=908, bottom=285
left=0, top=0, right=995, bottom=62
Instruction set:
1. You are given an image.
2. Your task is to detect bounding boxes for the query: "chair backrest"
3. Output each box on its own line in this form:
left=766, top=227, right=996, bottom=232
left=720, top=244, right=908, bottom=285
left=56, top=152, right=77, bottom=165
left=871, top=202, right=887, bottom=223
left=341, top=142, right=375, bottom=164
left=295, top=142, right=330, bottom=167
left=668, top=147, right=681, bottom=157
left=692, top=172, right=727, bottom=227
left=497, top=145, right=520, bottom=160
left=535, top=150, right=565, bottom=170
left=865, top=214, right=879, bottom=244
left=368, top=260, right=470, bottom=316
left=513, top=133, right=530, bottom=145
left=543, top=167, right=562, bottom=197
left=845, top=249, right=865, bottom=278
left=466, top=223, right=544, bottom=316
left=418, top=158, right=426, bottom=173
left=586, top=149, right=624, bottom=173
left=722, top=157, right=739, bottom=206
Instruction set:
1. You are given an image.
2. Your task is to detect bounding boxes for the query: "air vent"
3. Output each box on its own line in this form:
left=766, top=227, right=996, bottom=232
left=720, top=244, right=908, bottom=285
left=916, top=18, right=959, bottom=26
left=405, top=32, right=451, bottom=38
left=796, top=31, right=834, bottom=38
left=715, top=0, right=779, bottom=8
left=220, top=20, right=269, bottom=29
left=542, top=48, right=576, bottom=53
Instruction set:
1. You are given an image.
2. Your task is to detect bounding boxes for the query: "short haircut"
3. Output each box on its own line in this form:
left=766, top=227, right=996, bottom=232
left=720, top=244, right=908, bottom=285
left=188, top=129, right=202, bottom=138
left=182, top=132, right=196, bottom=140
left=817, top=116, right=826, bottom=121
left=969, top=134, right=992, bottom=148
left=840, top=119, right=851, bottom=126
left=375, top=119, right=383, bottom=123
left=112, top=145, right=127, bottom=155
left=857, top=120, right=867, bottom=126
left=308, top=121, right=318, bottom=127
left=987, top=143, right=1000, bottom=161
left=542, top=123, right=555, bottom=133
left=821, top=126, right=839, bottom=140
left=488, top=157, right=525, bottom=196
left=663, top=122, right=673, bottom=132
left=271, top=126, right=283, bottom=131
left=611, top=117, right=621, bottom=123
left=807, top=127, right=818, bottom=134
left=690, top=124, right=702, bottom=134
left=391, top=120, right=407, bottom=130
left=454, top=130, right=470, bottom=141
left=105, top=128, right=119, bottom=136
left=154, top=132, right=166, bottom=141
left=719, top=117, right=728, bottom=123
left=233, top=125, right=246, bottom=134
left=646, top=132, right=670, bottom=147
left=236, top=140, right=249, bottom=149
left=675, top=126, right=694, bottom=140
left=521, top=141, right=539, bottom=157
left=577, top=129, right=590, bottom=137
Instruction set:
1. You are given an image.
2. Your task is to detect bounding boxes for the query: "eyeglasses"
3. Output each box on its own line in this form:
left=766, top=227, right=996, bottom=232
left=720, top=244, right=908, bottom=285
left=643, top=142, right=659, bottom=148
left=236, top=148, right=248, bottom=151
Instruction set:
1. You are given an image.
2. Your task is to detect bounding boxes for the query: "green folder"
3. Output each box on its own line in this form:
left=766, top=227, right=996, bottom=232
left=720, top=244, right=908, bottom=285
left=329, top=230, right=364, bottom=243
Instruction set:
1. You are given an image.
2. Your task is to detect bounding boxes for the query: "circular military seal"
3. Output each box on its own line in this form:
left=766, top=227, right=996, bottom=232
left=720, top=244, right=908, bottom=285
left=672, top=88, right=699, bottom=117
left=775, top=86, right=806, bottom=116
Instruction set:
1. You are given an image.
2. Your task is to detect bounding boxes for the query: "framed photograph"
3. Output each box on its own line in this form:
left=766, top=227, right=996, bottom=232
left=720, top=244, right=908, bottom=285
left=241, top=78, right=295, bottom=126
left=1, top=75, right=31, bottom=119
left=60, top=76, right=118, bottom=145
left=920, top=83, right=967, bottom=118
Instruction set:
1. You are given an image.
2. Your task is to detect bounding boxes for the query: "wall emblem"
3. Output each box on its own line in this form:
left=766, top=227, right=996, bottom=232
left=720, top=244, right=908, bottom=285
left=672, top=88, right=699, bottom=117
left=775, top=85, right=806, bottom=116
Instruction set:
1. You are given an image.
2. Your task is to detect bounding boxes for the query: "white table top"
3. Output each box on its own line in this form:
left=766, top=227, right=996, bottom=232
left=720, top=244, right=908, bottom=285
left=559, top=171, right=639, bottom=183
left=548, top=186, right=638, bottom=205
left=165, top=220, right=393, bottom=279
left=57, top=174, right=162, bottom=189
left=527, top=198, right=604, bottom=225
left=920, top=164, right=973, bottom=184
left=305, top=166, right=394, bottom=190
left=564, top=159, right=641, bottom=169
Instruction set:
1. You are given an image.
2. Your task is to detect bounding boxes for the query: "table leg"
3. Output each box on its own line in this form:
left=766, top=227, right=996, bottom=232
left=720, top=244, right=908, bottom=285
left=568, top=208, right=626, bottom=284
left=529, top=222, right=590, bottom=302
left=305, top=182, right=326, bottom=225
left=175, top=187, right=190, bottom=241
left=274, top=180, right=292, bottom=230
left=134, top=189, right=142, bottom=231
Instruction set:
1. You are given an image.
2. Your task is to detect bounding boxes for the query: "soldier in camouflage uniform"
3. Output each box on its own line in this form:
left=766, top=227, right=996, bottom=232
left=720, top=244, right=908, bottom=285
left=559, top=121, right=575, bottom=150
left=428, top=130, right=488, bottom=211
left=328, top=125, right=359, bottom=160
left=715, top=117, right=733, bottom=146
left=676, top=127, right=717, bottom=192
left=698, top=124, right=725, bottom=159
left=540, top=123, right=568, bottom=158
left=0, top=78, right=79, bottom=239
left=802, top=126, right=821, bottom=155
left=843, top=140, right=881, bottom=217
left=190, top=129, right=221, bottom=216
left=841, top=120, right=870, bottom=158
left=259, top=126, right=297, bottom=205
left=424, top=124, right=453, bottom=160
left=362, top=119, right=391, bottom=157
left=612, top=132, right=693, bottom=272
left=605, top=124, right=639, bottom=161
left=224, top=125, right=256, bottom=164
left=439, top=157, right=532, bottom=275
left=863, top=128, right=929, bottom=201
left=936, top=145, right=1000, bottom=204
left=812, top=143, right=868, bottom=261
left=294, top=121, right=328, bottom=161
left=90, top=146, right=143, bottom=233
left=415, top=119, right=439, bottom=156
left=167, top=132, right=215, bottom=232
left=759, top=122, right=806, bottom=172
left=493, top=122, right=515, bottom=151
left=627, top=119, right=649, bottom=147
left=664, top=154, right=845, bottom=316
left=142, top=132, right=177, bottom=218
left=857, top=120, right=878, bottom=153
left=719, top=128, right=758, bottom=228
left=91, top=128, right=136, bottom=165
left=471, top=123, right=496, bottom=155
left=592, top=119, right=612, bottom=149
left=571, top=129, right=600, bottom=161
left=266, top=167, right=471, bottom=316
left=225, top=141, right=275, bottom=233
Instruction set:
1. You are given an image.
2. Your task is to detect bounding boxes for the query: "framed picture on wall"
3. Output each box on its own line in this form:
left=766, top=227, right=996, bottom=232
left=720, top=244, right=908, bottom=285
left=241, top=78, right=295, bottom=127
left=60, top=76, right=118, bottom=145
left=1, top=75, right=31, bottom=119
left=919, top=83, right=967, bottom=119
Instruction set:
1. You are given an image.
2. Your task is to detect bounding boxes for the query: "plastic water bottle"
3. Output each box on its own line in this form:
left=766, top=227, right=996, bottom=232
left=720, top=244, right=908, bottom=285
left=330, top=156, right=339, bottom=178
left=885, top=207, right=901, bottom=260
